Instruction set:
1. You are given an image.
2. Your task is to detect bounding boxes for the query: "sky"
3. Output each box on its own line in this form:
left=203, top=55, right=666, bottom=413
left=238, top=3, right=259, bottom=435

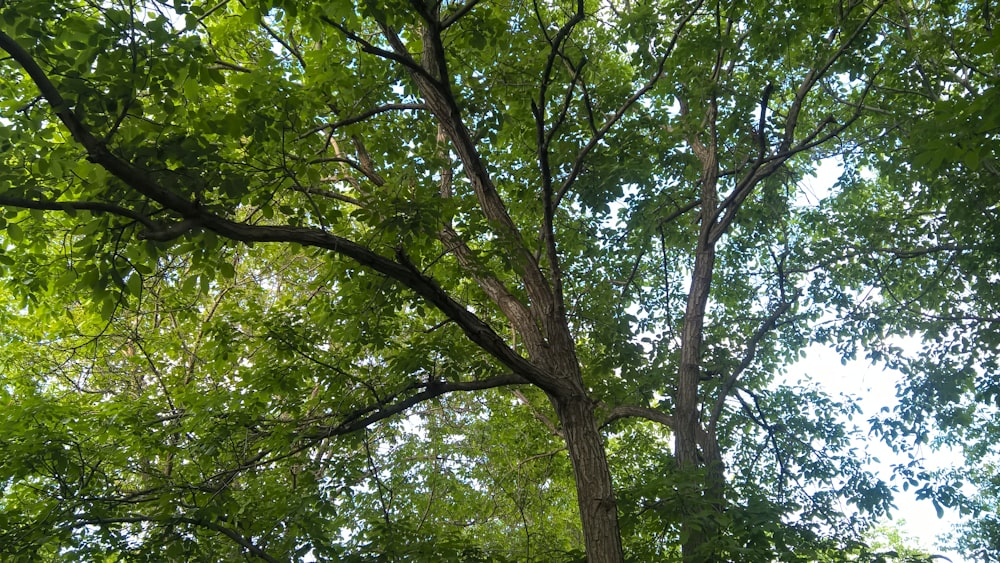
left=793, top=162, right=969, bottom=562
left=787, top=343, right=968, bottom=561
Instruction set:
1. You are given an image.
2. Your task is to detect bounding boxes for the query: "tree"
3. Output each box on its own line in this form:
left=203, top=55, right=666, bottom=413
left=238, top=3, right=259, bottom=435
left=0, top=0, right=995, bottom=561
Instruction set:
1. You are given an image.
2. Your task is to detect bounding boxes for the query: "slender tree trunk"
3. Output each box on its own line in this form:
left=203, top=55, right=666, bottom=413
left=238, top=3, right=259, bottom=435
left=676, top=242, right=722, bottom=563
left=554, top=393, right=624, bottom=563
left=675, top=92, right=725, bottom=559
left=676, top=248, right=713, bottom=465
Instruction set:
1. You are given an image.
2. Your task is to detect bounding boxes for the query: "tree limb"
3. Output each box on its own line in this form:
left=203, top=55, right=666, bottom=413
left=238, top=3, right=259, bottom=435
left=441, top=0, right=483, bottom=29
left=0, top=28, right=558, bottom=394
left=307, top=372, right=529, bottom=437
left=75, top=515, right=280, bottom=563
left=779, top=1, right=886, bottom=154
left=708, top=296, right=796, bottom=430
left=298, top=103, right=427, bottom=139
left=0, top=194, right=157, bottom=230
left=532, top=0, right=585, bottom=353
left=318, top=15, right=429, bottom=78
left=602, top=404, right=675, bottom=429
left=553, top=0, right=707, bottom=208
left=382, top=13, right=560, bottom=347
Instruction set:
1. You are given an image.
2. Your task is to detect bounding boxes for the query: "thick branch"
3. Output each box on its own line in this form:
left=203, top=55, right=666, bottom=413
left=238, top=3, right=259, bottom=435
left=441, top=0, right=482, bottom=29
left=601, top=405, right=675, bottom=429
left=0, top=195, right=156, bottom=230
left=318, top=16, right=430, bottom=78
left=308, top=373, right=528, bottom=437
left=438, top=226, right=548, bottom=356
left=533, top=0, right=585, bottom=351
left=0, top=29, right=558, bottom=394
left=381, top=16, right=560, bottom=347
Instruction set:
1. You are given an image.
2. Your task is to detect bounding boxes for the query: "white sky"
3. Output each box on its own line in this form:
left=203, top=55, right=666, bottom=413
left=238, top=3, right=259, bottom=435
left=794, top=161, right=969, bottom=561
left=787, top=344, right=967, bottom=561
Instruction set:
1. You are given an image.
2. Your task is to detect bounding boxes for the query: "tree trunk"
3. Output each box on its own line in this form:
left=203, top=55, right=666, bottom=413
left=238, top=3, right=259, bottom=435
left=694, top=428, right=726, bottom=560
left=676, top=242, right=722, bottom=563
left=554, top=394, right=624, bottom=563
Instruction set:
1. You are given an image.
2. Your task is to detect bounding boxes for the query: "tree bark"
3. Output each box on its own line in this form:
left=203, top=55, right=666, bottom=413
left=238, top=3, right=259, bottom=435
left=553, top=393, right=624, bottom=563
left=675, top=243, right=720, bottom=563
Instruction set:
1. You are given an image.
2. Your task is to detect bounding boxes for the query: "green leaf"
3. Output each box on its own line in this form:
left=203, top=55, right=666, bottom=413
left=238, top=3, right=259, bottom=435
left=53, top=269, right=77, bottom=290
left=218, top=261, right=236, bottom=279
left=5, top=223, right=23, bottom=242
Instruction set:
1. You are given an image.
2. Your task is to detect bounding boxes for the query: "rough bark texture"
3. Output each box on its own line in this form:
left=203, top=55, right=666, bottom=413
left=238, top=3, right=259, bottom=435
left=555, top=395, right=625, bottom=563
left=392, top=16, right=627, bottom=562
left=674, top=92, right=724, bottom=562
left=676, top=244, right=721, bottom=563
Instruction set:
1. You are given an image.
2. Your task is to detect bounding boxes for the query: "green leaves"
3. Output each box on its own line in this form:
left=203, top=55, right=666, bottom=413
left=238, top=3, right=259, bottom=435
left=0, top=0, right=997, bottom=560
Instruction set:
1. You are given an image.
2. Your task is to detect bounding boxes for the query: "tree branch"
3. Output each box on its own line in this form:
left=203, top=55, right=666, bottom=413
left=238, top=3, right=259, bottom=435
left=259, top=19, right=306, bottom=70
left=298, top=103, right=427, bottom=138
left=318, top=16, right=429, bottom=78
left=602, top=404, right=675, bottom=430
left=0, top=29, right=558, bottom=394
left=387, top=13, right=560, bottom=346
left=438, top=226, right=548, bottom=356
left=139, top=218, right=202, bottom=241
left=291, top=185, right=362, bottom=207
left=75, top=515, right=280, bottom=563
left=441, top=0, right=483, bottom=29
left=0, top=194, right=156, bottom=230
left=307, top=373, right=529, bottom=437
left=708, top=10, right=884, bottom=243
left=512, top=388, right=563, bottom=438
left=553, top=0, right=707, bottom=208
left=533, top=0, right=585, bottom=350
left=708, top=296, right=796, bottom=430
left=779, top=1, right=886, bottom=154
left=757, top=82, right=774, bottom=159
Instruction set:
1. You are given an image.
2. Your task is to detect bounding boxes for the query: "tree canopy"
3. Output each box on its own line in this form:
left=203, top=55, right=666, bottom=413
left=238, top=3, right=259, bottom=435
left=0, top=0, right=997, bottom=561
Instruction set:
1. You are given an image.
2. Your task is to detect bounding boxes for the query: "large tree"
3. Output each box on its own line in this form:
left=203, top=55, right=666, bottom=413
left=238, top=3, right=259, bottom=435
left=0, top=0, right=995, bottom=561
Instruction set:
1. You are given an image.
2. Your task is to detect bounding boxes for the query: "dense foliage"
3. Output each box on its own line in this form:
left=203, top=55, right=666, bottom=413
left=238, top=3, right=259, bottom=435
left=0, top=0, right=996, bottom=561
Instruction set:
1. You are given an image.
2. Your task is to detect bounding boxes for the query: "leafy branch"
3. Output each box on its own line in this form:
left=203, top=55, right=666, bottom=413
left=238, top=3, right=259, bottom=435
left=0, top=28, right=555, bottom=393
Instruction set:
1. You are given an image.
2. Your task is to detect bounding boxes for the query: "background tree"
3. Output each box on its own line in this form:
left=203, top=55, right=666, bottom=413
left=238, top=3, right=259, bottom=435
left=0, top=0, right=995, bottom=561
